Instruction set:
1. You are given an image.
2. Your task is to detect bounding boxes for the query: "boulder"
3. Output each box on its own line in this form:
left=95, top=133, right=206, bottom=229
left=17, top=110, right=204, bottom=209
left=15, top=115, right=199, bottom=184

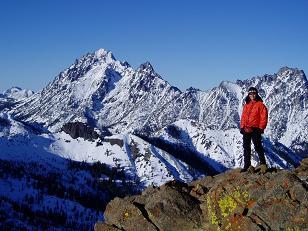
left=104, top=196, right=158, bottom=231
left=140, top=181, right=203, bottom=231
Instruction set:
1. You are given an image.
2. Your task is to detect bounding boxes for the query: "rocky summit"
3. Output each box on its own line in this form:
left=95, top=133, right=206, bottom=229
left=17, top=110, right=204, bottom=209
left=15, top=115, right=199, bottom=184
left=95, top=158, right=308, bottom=231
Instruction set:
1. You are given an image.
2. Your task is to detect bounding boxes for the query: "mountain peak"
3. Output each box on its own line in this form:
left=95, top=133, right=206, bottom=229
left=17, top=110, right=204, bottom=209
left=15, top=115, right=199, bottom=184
left=275, top=66, right=307, bottom=84
left=277, top=66, right=302, bottom=76
left=186, top=87, right=201, bottom=92
left=138, top=61, right=155, bottom=73
left=5, top=86, right=22, bottom=92
left=94, top=48, right=115, bottom=61
left=2, top=87, right=34, bottom=99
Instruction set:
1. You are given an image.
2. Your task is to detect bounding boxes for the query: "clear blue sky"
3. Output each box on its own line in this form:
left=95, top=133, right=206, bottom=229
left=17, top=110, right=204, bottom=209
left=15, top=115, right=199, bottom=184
left=1, top=0, right=307, bottom=92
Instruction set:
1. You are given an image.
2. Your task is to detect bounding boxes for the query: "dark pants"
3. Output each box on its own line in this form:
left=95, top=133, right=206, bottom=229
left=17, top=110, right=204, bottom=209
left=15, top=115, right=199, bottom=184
left=243, top=130, right=266, bottom=168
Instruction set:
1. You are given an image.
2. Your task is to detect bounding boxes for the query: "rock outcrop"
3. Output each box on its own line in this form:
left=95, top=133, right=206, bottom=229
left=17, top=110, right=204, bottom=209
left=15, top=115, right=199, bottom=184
left=95, top=159, right=308, bottom=231
left=62, top=122, right=100, bottom=141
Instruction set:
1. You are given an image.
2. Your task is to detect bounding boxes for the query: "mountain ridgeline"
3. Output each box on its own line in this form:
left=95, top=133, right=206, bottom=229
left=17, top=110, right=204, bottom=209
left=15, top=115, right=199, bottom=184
left=7, top=49, right=307, bottom=161
left=8, top=49, right=308, bottom=150
left=0, top=48, right=307, bottom=230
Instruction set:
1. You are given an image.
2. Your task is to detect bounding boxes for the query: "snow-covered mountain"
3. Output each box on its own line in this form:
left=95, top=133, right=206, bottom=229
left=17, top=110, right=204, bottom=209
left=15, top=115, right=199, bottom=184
left=7, top=49, right=307, bottom=158
left=0, top=87, right=34, bottom=100
left=0, top=87, right=34, bottom=112
left=0, top=48, right=307, bottom=229
left=0, top=112, right=197, bottom=187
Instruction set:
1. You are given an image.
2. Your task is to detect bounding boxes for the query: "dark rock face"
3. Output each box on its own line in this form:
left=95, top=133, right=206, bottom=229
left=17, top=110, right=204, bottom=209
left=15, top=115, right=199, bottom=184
left=103, top=138, right=124, bottom=147
left=61, top=122, right=99, bottom=141
left=96, top=159, right=308, bottom=231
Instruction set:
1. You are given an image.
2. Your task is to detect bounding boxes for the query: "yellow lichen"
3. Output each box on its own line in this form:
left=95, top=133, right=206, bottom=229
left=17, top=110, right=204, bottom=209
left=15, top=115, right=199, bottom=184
left=218, top=195, right=238, bottom=217
left=123, top=212, right=129, bottom=219
left=287, top=227, right=300, bottom=231
left=218, top=188, right=250, bottom=218
left=207, top=194, right=219, bottom=225
left=206, top=188, right=250, bottom=230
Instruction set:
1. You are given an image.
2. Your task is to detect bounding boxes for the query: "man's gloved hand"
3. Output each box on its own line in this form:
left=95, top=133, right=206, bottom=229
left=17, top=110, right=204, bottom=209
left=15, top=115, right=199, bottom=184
left=253, top=127, right=264, bottom=134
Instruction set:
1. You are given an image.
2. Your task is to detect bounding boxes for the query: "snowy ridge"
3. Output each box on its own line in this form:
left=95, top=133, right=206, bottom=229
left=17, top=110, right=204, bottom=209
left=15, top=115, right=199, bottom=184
left=156, top=119, right=300, bottom=170
left=0, top=113, right=194, bottom=186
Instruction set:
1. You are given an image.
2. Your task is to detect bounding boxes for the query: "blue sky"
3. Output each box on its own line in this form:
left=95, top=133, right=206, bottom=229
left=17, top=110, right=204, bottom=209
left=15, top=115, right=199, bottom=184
left=1, top=0, right=307, bottom=92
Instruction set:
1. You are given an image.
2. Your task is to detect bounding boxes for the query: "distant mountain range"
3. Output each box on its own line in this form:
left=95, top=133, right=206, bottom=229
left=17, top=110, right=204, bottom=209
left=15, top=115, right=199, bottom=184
left=0, top=86, right=34, bottom=100
left=0, top=48, right=307, bottom=230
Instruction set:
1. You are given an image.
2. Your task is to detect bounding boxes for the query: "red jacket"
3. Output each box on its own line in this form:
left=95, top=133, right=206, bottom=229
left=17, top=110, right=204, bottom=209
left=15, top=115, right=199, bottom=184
left=240, top=100, right=268, bottom=130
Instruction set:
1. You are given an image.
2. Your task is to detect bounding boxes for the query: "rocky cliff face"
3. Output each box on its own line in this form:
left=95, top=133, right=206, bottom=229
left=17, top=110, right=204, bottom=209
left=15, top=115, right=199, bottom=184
left=61, top=122, right=100, bottom=141
left=95, top=158, right=308, bottom=231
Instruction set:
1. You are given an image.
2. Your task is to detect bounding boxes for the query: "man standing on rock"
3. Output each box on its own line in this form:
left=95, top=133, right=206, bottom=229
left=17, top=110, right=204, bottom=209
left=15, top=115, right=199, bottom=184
left=240, top=87, right=268, bottom=173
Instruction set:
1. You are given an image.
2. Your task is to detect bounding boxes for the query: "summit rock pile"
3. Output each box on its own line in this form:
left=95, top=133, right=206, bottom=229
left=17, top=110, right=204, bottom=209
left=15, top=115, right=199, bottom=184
left=95, top=158, right=308, bottom=231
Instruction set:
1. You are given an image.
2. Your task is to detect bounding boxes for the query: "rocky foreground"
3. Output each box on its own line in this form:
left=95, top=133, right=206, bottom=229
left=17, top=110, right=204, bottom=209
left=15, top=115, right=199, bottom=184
left=95, top=159, right=308, bottom=231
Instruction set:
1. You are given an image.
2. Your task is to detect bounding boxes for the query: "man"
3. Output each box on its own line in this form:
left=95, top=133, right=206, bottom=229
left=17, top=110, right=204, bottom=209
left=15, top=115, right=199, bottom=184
left=240, top=87, right=268, bottom=173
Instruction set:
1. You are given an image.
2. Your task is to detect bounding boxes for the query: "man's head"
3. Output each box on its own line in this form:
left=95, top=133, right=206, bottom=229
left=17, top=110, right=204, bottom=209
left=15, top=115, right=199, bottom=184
left=248, top=87, right=258, bottom=94
left=248, top=87, right=258, bottom=101
left=245, top=87, right=263, bottom=103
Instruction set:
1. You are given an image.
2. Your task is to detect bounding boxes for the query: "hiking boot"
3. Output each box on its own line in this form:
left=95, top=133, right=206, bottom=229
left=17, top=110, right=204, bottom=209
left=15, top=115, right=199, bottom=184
left=259, top=164, right=268, bottom=174
left=240, top=165, right=255, bottom=173
left=240, top=166, right=249, bottom=173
